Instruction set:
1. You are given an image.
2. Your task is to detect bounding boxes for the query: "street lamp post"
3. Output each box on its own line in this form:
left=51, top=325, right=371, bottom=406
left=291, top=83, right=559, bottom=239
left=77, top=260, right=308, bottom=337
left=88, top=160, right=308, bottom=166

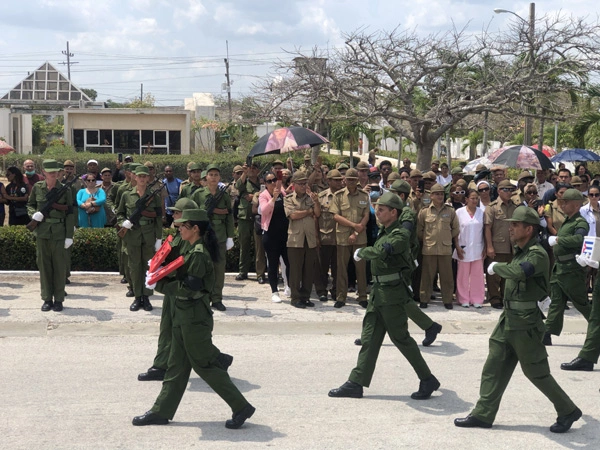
left=495, top=2, right=536, bottom=146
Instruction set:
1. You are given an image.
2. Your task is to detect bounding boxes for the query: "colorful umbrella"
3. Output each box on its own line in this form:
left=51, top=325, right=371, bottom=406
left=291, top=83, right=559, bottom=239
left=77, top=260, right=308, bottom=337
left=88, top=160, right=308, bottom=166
left=531, top=144, right=556, bottom=158
left=551, top=148, right=600, bottom=163
left=0, top=140, right=15, bottom=155
left=487, top=145, right=554, bottom=170
left=249, top=126, right=329, bottom=157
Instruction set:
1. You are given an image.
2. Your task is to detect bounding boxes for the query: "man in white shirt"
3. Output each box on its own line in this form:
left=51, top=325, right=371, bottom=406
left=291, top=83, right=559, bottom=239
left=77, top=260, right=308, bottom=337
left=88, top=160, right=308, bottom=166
left=535, top=169, right=554, bottom=199
left=436, top=163, right=452, bottom=186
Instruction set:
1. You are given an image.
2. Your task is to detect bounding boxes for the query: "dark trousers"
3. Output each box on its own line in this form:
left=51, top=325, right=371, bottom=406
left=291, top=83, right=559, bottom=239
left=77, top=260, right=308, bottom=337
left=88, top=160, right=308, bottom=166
left=485, top=254, right=512, bottom=305
left=315, top=244, right=337, bottom=298
left=288, top=240, right=317, bottom=304
left=579, top=275, right=600, bottom=363
left=263, top=232, right=289, bottom=293
left=153, top=294, right=173, bottom=370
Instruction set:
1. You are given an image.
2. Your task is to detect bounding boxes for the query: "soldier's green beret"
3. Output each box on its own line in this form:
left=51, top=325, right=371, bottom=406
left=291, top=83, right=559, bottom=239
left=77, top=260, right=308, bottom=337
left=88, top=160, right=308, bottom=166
left=167, top=198, right=198, bottom=212
left=42, top=159, right=61, bottom=173
left=134, top=166, right=150, bottom=176
left=376, top=192, right=404, bottom=210
left=562, top=188, right=584, bottom=201
left=507, top=206, right=540, bottom=225
left=174, top=208, right=209, bottom=223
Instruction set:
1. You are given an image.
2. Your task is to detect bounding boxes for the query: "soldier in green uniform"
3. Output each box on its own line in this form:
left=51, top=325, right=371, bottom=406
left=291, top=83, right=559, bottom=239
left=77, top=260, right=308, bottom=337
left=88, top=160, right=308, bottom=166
left=544, top=188, right=591, bottom=345
left=329, top=193, right=440, bottom=400
left=191, top=164, right=234, bottom=312
left=27, top=159, right=76, bottom=312
left=178, top=163, right=203, bottom=199
left=117, top=165, right=163, bottom=312
left=133, top=209, right=255, bottom=429
left=455, top=207, right=582, bottom=433
left=61, top=159, right=81, bottom=285
left=235, top=161, right=261, bottom=280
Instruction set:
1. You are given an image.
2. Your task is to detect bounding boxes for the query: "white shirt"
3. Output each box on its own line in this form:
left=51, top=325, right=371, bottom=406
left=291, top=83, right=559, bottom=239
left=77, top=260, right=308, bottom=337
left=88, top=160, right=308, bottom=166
left=536, top=181, right=553, bottom=199
left=453, top=206, right=485, bottom=262
left=437, top=173, right=452, bottom=186
left=580, top=202, right=599, bottom=238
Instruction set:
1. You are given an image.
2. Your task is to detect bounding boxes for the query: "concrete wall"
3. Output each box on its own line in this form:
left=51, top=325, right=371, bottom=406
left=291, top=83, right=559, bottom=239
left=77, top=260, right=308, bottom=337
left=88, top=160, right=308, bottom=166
left=0, top=109, right=10, bottom=145
left=185, top=93, right=215, bottom=153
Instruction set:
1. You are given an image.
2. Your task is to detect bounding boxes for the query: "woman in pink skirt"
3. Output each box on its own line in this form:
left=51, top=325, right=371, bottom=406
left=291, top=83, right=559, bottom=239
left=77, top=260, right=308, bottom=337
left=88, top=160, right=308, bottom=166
left=454, top=189, right=486, bottom=308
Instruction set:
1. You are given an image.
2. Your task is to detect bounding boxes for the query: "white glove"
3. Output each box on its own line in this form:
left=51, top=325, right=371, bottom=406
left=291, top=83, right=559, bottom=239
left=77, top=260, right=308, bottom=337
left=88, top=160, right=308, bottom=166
left=538, top=296, right=552, bottom=313
left=121, top=220, right=133, bottom=229
left=226, top=237, right=234, bottom=250
left=414, top=259, right=419, bottom=268
left=64, top=238, right=73, bottom=249
left=576, top=254, right=589, bottom=267
left=353, top=249, right=362, bottom=262
left=154, top=239, right=162, bottom=251
left=548, top=236, right=558, bottom=247
left=145, top=281, right=156, bottom=290
left=32, top=211, right=44, bottom=222
left=487, top=261, right=498, bottom=275
left=145, top=271, right=157, bottom=290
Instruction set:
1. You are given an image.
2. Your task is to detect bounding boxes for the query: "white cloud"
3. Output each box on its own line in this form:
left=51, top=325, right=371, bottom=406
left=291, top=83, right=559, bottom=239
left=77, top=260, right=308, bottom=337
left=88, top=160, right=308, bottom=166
left=173, top=0, right=207, bottom=28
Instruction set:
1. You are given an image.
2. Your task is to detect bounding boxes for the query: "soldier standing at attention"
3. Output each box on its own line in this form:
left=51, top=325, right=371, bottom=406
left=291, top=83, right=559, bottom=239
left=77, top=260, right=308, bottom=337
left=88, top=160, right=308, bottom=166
left=133, top=209, right=255, bottom=429
left=543, top=188, right=591, bottom=345
left=235, top=161, right=261, bottom=281
left=192, top=164, right=235, bottom=312
left=178, top=163, right=203, bottom=199
left=328, top=193, right=440, bottom=400
left=117, top=165, right=163, bottom=312
left=330, top=168, right=370, bottom=308
left=27, top=159, right=75, bottom=312
left=455, top=207, right=582, bottom=433
left=284, top=171, right=321, bottom=308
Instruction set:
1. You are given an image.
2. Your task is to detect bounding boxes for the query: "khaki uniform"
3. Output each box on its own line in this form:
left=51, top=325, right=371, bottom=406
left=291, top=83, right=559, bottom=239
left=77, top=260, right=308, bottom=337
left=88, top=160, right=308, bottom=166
left=235, top=177, right=261, bottom=276
left=484, top=199, right=518, bottom=306
left=315, top=188, right=338, bottom=299
left=545, top=200, right=567, bottom=233
left=284, top=191, right=318, bottom=305
left=27, top=181, right=75, bottom=305
left=330, top=187, right=370, bottom=303
left=417, top=203, right=459, bottom=304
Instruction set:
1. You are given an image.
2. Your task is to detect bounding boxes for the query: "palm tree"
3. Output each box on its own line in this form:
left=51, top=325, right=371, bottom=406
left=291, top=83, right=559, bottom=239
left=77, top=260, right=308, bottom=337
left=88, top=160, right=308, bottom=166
left=461, top=130, right=490, bottom=160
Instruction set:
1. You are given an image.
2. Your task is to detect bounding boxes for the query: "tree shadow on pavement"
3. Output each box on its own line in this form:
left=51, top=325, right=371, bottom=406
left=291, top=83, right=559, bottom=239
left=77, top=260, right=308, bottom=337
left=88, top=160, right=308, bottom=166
left=169, top=421, right=286, bottom=443
left=215, top=306, right=273, bottom=318
left=0, top=283, right=23, bottom=289
left=57, top=308, right=115, bottom=322
left=188, top=377, right=261, bottom=395
left=0, top=295, right=19, bottom=300
left=0, top=308, right=9, bottom=317
left=367, top=388, right=472, bottom=416
left=62, top=294, right=108, bottom=302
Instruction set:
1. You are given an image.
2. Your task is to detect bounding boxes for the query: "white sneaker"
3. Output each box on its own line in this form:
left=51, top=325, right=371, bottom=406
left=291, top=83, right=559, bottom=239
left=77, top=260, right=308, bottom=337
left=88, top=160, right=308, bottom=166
left=461, top=303, right=470, bottom=308
left=473, top=304, right=482, bottom=309
left=271, top=293, right=282, bottom=303
left=283, top=286, right=291, bottom=297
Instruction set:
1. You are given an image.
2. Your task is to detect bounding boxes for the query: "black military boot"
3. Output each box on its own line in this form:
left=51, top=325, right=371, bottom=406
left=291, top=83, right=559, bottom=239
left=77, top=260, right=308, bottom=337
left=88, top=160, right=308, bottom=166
left=422, top=322, right=442, bottom=347
left=142, top=295, right=153, bottom=311
left=138, top=366, right=166, bottom=381
left=216, top=353, right=234, bottom=371
left=411, top=375, right=440, bottom=400
left=328, top=380, right=363, bottom=398
left=130, top=297, right=142, bottom=311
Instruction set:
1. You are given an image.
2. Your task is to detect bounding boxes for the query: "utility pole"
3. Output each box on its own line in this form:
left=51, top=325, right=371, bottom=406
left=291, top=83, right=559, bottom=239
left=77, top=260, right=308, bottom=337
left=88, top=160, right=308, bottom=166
left=224, top=40, right=232, bottom=121
left=141, top=83, right=144, bottom=102
left=60, top=41, right=78, bottom=80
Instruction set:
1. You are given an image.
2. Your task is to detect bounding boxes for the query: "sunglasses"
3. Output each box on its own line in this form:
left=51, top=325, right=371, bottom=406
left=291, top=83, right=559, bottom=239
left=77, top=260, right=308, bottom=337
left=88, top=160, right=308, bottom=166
left=500, top=188, right=516, bottom=192
left=265, top=179, right=276, bottom=184
left=478, top=187, right=490, bottom=192
left=86, top=179, right=96, bottom=182
left=452, top=190, right=465, bottom=195
left=589, top=193, right=600, bottom=197
left=525, top=191, right=538, bottom=195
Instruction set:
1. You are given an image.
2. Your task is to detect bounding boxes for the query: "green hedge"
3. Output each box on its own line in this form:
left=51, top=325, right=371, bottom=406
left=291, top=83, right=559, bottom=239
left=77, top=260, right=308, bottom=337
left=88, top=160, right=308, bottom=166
left=0, top=225, right=248, bottom=272
left=1, top=146, right=344, bottom=182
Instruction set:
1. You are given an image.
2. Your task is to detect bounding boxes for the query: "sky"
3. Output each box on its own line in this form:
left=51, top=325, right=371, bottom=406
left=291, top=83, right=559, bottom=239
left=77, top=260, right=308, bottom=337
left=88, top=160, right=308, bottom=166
left=0, top=0, right=598, bottom=106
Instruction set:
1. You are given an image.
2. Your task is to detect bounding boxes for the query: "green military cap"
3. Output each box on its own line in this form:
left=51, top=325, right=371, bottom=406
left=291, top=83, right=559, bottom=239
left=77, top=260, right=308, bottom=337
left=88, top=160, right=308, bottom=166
left=63, top=159, right=75, bottom=167
left=390, top=179, right=412, bottom=194
left=187, top=161, right=197, bottom=170
left=451, top=167, right=464, bottom=175
left=338, top=163, right=349, bottom=170
left=356, top=161, right=370, bottom=170
left=174, top=208, right=209, bottom=223
left=205, top=164, right=220, bottom=173
left=345, top=168, right=359, bottom=179
left=376, top=192, right=404, bottom=210
left=507, top=206, right=540, bottom=225
left=327, top=169, right=343, bottom=179
left=388, top=172, right=401, bottom=182
left=101, top=167, right=111, bottom=174
left=189, top=162, right=202, bottom=171
left=42, top=159, right=61, bottom=172
left=292, top=171, right=308, bottom=182
left=134, top=165, right=150, bottom=176
left=430, top=183, right=445, bottom=193
left=200, top=170, right=207, bottom=179
left=562, top=188, right=584, bottom=201
left=128, top=163, right=142, bottom=172
left=167, top=197, right=198, bottom=211
left=57, top=161, right=64, bottom=169
left=498, top=179, right=515, bottom=189
left=272, top=159, right=284, bottom=166
left=233, top=165, right=244, bottom=173
left=144, top=161, right=155, bottom=170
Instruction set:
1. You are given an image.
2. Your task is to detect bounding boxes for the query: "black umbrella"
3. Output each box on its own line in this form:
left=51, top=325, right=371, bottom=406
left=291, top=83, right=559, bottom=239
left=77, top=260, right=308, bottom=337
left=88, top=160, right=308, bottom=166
left=248, top=126, right=329, bottom=157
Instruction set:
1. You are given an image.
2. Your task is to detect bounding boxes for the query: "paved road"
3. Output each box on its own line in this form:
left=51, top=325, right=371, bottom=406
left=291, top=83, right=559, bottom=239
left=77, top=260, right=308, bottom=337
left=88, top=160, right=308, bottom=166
left=0, top=273, right=597, bottom=449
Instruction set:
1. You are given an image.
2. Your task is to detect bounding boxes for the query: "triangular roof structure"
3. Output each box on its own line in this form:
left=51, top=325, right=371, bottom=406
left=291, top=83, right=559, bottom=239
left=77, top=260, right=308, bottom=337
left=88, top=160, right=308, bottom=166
left=0, top=62, right=92, bottom=105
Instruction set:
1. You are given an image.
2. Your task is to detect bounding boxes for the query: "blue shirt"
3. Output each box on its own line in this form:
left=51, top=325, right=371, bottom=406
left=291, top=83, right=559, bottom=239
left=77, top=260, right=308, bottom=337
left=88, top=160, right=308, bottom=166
left=163, top=177, right=182, bottom=215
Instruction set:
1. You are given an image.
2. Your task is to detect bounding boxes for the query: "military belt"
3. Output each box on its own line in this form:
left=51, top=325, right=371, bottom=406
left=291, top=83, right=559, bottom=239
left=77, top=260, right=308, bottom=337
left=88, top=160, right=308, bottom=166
left=373, top=273, right=401, bottom=283
left=138, top=219, right=154, bottom=225
left=556, top=254, right=576, bottom=262
left=44, top=218, right=64, bottom=223
left=175, top=296, right=202, bottom=301
left=504, top=300, right=538, bottom=310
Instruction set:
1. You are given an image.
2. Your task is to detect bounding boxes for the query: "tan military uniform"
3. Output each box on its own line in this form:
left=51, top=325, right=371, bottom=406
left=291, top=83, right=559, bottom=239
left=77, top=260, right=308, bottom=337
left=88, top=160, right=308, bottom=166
left=417, top=203, right=460, bottom=305
left=545, top=199, right=567, bottom=233
left=484, top=198, right=518, bottom=306
left=330, top=187, right=370, bottom=303
left=511, top=190, right=525, bottom=206
left=315, top=188, right=338, bottom=299
left=284, top=191, right=318, bottom=305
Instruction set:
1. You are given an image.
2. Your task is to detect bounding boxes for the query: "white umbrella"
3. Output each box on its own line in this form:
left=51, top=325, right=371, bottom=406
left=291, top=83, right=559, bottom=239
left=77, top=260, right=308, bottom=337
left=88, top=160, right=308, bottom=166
left=463, top=157, right=491, bottom=174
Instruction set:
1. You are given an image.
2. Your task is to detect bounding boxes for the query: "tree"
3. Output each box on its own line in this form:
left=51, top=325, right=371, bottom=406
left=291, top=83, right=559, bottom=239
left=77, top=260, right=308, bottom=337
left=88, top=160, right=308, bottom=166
left=127, top=93, right=156, bottom=108
left=81, top=88, right=98, bottom=101
left=255, top=15, right=600, bottom=170
left=461, top=130, right=489, bottom=160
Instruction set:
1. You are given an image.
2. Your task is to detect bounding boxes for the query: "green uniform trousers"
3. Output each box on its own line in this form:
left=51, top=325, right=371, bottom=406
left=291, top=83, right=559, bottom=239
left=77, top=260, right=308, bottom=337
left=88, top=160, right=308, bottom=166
left=579, top=276, right=600, bottom=363
left=349, top=302, right=432, bottom=387
left=210, top=241, right=227, bottom=305
left=406, top=300, right=433, bottom=331
left=288, top=241, right=317, bottom=304
left=65, top=246, right=72, bottom=280
left=152, top=294, right=173, bottom=370
left=36, top=238, right=67, bottom=303
left=546, top=272, right=591, bottom=336
left=314, top=244, right=337, bottom=298
left=125, top=228, right=155, bottom=297
left=485, top=254, right=512, bottom=306
left=151, top=311, right=248, bottom=420
left=336, top=245, right=367, bottom=303
left=237, top=219, right=253, bottom=275
left=117, top=236, right=125, bottom=276
left=471, top=320, right=577, bottom=424
left=254, top=229, right=267, bottom=276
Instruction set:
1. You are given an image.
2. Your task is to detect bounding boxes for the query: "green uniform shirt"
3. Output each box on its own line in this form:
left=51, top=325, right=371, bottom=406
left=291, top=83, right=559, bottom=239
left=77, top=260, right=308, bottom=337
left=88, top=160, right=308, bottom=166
left=493, top=237, right=549, bottom=330
left=399, top=206, right=420, bottom=260
left=235, top=177, right=260, bottom=220
left=179, top=182, right=203, bottom=199
left=191, top=187, right=234, bottom=243
left=116, top=187, right=162, bottom=240
left=27, top=180, right=75, bottom=240
left=553, top=213, right=589, bottom=275
left=357, top=221, right=413, bottom=306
